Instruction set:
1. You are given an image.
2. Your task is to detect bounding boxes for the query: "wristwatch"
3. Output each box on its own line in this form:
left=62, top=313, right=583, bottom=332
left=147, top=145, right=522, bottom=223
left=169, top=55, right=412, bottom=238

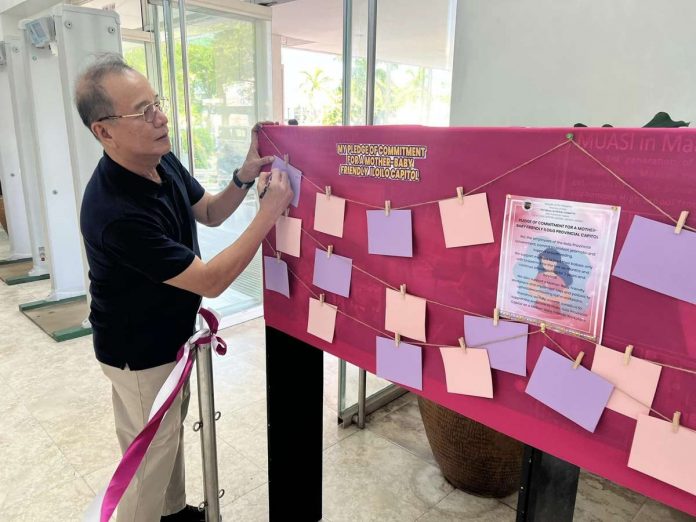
left=232, top=168, right=254, bottom=190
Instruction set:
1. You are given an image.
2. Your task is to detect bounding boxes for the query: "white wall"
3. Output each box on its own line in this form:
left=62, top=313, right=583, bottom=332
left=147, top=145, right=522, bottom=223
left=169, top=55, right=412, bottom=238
left=450, top=0, right=696, bottom=127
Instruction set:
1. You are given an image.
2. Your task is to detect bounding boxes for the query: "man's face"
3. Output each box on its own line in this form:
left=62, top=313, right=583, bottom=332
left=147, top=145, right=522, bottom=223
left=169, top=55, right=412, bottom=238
left=94, top=70, right=170, bottom=161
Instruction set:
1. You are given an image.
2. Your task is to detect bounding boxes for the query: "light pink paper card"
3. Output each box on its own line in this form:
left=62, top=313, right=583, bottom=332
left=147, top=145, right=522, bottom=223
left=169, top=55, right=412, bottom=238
left=384, top=288, right=427, bottom=342
left=275, top=215, right=302, bottom=257
left=628, top=414, right=696, bottom=496
left=438, top=192, right=494, bottom=248
left=314, top=193, right=346, bottom=238
left=307, top=297, right=338, bottom=343
left=591, top=344, right=662, bottom=420
left=439, top=347, right=493, bottom=398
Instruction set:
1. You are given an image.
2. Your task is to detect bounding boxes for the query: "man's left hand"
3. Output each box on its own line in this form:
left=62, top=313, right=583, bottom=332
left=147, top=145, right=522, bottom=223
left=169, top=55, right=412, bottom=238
left=236, top=121, right=277, bottom=183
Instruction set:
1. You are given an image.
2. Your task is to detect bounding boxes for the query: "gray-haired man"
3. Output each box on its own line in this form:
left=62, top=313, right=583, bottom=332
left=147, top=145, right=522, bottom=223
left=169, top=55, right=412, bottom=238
left=75, top=55, right=292, bottom=521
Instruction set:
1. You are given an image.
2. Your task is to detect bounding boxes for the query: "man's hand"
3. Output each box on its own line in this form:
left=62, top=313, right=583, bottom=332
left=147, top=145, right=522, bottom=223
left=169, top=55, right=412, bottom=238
left=258, top=168, right=293, bottom=219
left=237, top=121, right=277, bottom=183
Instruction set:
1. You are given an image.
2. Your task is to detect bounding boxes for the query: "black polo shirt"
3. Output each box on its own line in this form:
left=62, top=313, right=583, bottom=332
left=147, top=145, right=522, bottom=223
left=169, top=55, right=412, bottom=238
left=81, top=152, right=205, bottom=370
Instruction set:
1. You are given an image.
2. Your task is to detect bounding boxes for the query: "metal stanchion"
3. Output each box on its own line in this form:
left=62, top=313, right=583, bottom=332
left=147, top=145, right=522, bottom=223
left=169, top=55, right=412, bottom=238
left=193, top=343, right=223, bottom=521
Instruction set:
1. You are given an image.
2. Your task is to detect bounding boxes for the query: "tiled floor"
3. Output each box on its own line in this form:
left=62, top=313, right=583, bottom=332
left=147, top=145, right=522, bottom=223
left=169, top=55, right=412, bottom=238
left=0, top=232, right=693, bottom=521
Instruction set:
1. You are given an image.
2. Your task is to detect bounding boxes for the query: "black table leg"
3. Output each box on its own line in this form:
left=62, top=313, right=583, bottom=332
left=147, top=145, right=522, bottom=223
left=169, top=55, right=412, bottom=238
left=265, top=326, right=323, bottom=521
left=516, top=445, right=580, bottom=521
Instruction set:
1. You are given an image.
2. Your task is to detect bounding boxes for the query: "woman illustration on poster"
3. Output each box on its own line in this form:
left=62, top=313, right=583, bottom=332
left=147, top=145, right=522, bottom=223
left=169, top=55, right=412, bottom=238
left=528, top=247, right=573, bottom=316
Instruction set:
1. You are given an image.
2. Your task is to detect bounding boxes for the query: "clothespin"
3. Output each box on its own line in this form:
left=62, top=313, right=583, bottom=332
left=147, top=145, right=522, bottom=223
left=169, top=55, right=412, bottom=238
left=675, top=211, right=689, bottom=234
left=672, top=411, right=681, bottom=433
left=275, top=252, right=281, bottom=262
left=623, top=345, right=634, bottom=366
left=394, top=333, right=401, bottom=347
left=458, top=337, right=467, bottom=354
left=326, top=245, right=333, bottom=258
left=540, top=322, right=547, bottom=334
left=572, top=351, right=585, bottom=369
left=456, top=186, right=464, bottom=205
left=385, top=200, right=391, bottom=216
left=283, top=153, right=289, bottom=167
left=325, top=186, right=332, bottom=200
left=319, top=293, right=325, bottom=305
left=493, top=308, right=500, bottom=326
left=400, top=284, right=407, bottom=298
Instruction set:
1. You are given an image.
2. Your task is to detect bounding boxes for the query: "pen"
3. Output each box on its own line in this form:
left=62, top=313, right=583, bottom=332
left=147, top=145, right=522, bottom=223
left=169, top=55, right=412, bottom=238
left=259, top=174, right=272, bottom=200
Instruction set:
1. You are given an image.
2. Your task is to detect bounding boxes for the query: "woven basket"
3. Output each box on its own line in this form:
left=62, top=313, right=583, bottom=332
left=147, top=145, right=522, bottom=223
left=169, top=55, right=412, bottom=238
left=418, top=396, right=523, bottom=497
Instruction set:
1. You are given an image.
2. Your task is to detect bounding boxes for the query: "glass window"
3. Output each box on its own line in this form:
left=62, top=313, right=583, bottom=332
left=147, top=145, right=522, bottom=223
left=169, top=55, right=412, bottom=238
left=122, top=40, right=147, bottom=76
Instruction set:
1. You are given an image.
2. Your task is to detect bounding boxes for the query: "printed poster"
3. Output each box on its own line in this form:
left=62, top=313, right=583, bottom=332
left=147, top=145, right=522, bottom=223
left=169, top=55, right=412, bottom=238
left=497, top=196, right=620, bottom=342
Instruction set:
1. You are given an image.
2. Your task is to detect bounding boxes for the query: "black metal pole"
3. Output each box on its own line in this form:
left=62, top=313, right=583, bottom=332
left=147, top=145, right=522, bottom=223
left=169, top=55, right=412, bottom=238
left=265, top=326, right=323, bottom=521
left=516, top=445, right=580, bottom=521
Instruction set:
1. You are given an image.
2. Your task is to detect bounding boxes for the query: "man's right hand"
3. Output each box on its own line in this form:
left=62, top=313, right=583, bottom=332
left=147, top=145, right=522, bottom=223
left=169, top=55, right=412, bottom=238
left=258, top=168, right=293, bottom=221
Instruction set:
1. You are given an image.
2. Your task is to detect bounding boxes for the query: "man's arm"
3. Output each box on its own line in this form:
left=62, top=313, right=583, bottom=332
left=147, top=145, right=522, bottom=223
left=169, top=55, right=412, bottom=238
left=166, top=169, right=292, bottom=298
left=192, top=123, right=275, bottom=227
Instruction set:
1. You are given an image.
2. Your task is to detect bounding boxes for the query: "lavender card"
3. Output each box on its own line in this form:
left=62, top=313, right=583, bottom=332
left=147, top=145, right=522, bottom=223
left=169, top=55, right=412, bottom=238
left=376, top=336, right=423, bottom=390
left=264, top=255, right=289, bottom=297
left=464, top=316, right=529, bottom=376
left=312, top=248, right=352, bottom=298
left=272, top=156, right=302, bottom=208
left=613, top=215, right=696, bottom=305
left=526, top=347, right=613, bottom=432
left=367, top=209, right=413, bottom=257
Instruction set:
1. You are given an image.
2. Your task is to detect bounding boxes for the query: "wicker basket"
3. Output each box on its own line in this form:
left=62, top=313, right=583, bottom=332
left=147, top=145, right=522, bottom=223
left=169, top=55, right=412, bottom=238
left=418, top=396, right=523, bottom=497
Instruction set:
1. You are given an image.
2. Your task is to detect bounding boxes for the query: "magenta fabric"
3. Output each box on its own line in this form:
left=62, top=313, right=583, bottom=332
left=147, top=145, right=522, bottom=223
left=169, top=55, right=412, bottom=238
left=260, top=126, right=696, bottom=516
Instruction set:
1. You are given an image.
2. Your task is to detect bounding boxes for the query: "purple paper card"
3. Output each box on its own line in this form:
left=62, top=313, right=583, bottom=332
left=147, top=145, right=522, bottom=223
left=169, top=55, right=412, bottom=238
left=272, top=156, right=302, bottom=208
left=376, top=336, right=423, bottom=390
left=464, top=316, right=529, bottom=376
left=312, top=248, right=352, bottom=298
left=264, top=255, right=289, bottom=297
left=526, top=347, right=613, bottom=432
left=613, top=215, right=696, bottom=305
left=366, top=209, right=413, bottom=257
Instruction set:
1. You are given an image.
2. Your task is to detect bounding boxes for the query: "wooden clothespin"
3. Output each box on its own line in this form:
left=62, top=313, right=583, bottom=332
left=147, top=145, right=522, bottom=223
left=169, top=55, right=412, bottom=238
left=325, top=186, right=332, bottom=200
left=458, top=337, right=467, bottom=354
left=456, top=186, right=464, bottom=205
left=394, top=333, right=401, bottom=347
left=540, top=322, right=547, bottom=334
left=400, top=284, right=407, bottom=298
left=675, top=211, right=689, bottom=234
left=623, top=345, right=634, bottom=366
left=326, top=245, right=333, bottom=258
left=385, top=200, right=391, bottom=216
left=275, top=252, right=281, bottom=262
left=493, top=308, right=500, bottom=327
left=572, top=351, right=585, bottom=369
left=672, top=411, right=681, bottom=433
left=319, top=293, right=325, bottom=305
left=283, top=153, right=289, bottom=167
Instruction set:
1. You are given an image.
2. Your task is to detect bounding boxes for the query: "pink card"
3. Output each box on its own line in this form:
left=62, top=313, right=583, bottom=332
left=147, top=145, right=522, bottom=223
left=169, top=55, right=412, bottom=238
left=307, top=297, right=337, bottom=343
left=275, top=215, right=302, bottom=258
left=628, top=414, right=696, bottom=496
left=384, top=287, right=427, bottom=342
left=439, top=347, right=493, bottom=398
left=314, top=193, right=346, bottom=238
left=590, top=344, right=662, bottom=420
left=438, top=192, right=494, bottom=248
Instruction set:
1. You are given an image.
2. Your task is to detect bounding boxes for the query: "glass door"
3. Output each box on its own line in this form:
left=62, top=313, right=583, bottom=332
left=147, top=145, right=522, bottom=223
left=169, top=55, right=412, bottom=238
left=153, top=0, right=272, bottom=327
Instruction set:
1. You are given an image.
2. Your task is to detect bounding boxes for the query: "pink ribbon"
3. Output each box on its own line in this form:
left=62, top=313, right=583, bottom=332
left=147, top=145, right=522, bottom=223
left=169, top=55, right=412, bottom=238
left=84, top=307, right=226, bottom=522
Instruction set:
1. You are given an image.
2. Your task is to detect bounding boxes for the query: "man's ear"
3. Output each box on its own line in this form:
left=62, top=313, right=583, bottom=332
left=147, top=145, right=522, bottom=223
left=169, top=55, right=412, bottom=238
left=91, top=121, right=113, bottom=145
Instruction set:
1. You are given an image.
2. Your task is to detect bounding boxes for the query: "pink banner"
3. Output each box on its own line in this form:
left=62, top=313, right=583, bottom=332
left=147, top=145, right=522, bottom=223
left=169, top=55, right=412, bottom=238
left=260, top=126, right=696, bottom=516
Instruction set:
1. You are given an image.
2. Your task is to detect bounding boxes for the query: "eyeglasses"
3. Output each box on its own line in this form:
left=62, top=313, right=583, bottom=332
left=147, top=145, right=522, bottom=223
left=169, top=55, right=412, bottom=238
left=96, top=98, right=168, bottom=123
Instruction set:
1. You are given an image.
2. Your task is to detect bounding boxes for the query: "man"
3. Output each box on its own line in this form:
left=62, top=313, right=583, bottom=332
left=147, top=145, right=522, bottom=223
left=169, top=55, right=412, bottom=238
left=75, top=54, right=292, bottom=521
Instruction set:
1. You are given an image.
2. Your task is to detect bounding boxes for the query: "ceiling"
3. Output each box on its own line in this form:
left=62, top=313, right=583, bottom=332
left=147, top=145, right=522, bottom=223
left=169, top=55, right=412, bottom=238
left=70, top=0, right=454, bottom=68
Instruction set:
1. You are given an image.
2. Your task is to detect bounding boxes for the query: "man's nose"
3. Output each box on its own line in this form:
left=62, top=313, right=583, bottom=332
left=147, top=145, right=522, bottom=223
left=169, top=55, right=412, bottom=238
left=153, top=106, right=168, bottom=127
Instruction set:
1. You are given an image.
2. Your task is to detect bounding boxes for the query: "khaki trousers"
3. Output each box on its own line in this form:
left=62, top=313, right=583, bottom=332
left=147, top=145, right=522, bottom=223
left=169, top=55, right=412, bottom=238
left=101, top=362, right=190, bottom=522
